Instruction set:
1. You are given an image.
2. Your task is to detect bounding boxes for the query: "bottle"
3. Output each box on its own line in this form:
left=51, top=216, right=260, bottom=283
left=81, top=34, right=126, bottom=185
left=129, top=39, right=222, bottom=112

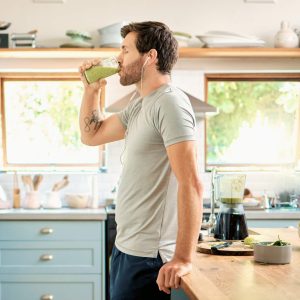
left=274, top=21, right=299, bottom=48
left=263, top=191, right=270, bottom=209
left=84, top=56, right=119, bottom=84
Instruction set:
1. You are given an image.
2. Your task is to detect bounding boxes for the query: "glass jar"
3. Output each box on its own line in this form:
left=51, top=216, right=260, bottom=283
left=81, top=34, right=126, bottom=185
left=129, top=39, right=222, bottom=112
left=214, top=202, right=248, bottom=240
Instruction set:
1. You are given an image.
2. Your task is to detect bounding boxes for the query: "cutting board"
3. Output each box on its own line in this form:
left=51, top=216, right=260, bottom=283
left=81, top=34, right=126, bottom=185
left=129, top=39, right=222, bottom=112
left=197, top=240, right=254, bottom=256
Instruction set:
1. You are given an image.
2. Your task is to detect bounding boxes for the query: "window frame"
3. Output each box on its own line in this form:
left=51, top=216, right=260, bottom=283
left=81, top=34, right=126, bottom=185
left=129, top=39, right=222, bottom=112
left=204, top=73, right=300, bottom=171
left=0, top=72, right=104, bottom=171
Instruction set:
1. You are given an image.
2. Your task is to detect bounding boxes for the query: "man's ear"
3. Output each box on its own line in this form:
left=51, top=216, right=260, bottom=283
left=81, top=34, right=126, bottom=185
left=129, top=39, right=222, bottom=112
left=147, top=49, right=158, bottom=63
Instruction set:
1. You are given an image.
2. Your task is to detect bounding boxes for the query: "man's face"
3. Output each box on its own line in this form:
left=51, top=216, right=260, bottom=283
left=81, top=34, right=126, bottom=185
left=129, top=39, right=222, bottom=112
left=118, top=32, right=145, bottom=86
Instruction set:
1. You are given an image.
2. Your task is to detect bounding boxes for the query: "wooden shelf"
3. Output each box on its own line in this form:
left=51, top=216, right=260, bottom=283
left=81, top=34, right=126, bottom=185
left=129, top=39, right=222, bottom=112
left=1, top=47, right=300, bottom=59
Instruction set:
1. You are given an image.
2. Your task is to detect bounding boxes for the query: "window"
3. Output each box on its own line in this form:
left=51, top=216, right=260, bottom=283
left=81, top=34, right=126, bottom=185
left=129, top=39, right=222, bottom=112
left=0, top=74, right=102, bottom=171
left=205, top=74, right=300, bottom=171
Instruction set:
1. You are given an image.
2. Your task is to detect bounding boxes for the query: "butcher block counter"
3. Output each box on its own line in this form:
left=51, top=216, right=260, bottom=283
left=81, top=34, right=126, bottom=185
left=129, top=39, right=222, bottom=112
left=180, top=227, right=300, bottom=300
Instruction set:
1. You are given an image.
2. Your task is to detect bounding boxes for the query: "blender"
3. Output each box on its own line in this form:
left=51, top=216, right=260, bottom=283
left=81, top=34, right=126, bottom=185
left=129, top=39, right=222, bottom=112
left=214, top=174, right=248, bottom=241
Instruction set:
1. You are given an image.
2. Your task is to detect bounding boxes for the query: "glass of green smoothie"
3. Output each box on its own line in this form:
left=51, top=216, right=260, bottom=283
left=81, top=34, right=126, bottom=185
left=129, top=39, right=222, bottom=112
left=84, top=56, right=119, bottom=84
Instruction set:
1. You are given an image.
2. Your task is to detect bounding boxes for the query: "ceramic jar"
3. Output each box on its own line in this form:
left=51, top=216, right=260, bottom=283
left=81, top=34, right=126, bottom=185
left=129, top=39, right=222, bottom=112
left=23, top=191, right=41, bottom=209
left=43, top=191, right=62, bottom=209
left=274, top=21, right=299, bottom=48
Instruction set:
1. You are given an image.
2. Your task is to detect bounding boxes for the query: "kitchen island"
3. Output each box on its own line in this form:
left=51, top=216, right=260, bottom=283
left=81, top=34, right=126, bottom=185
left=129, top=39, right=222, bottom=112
left=177, top=227, right=300, bottom=300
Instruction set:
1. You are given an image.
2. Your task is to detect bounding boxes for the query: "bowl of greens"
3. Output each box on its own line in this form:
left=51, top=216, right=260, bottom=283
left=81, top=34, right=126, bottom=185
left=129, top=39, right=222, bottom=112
left=254, top=236, right=292, bottom=264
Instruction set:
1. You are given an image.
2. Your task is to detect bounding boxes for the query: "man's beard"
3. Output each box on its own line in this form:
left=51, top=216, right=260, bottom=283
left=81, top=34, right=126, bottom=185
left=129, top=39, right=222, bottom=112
left=119, top=57, right=144, bottom=86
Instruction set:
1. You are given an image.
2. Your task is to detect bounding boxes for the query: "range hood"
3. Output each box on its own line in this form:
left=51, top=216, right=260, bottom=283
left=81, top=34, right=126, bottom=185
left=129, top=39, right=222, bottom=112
left=105, top=89, right=217, bottom=116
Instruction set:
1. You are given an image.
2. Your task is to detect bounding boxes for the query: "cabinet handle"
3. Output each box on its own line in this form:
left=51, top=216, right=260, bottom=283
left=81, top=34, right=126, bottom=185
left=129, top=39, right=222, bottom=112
left=40, top=227, right=54, bottom=234
left=41, top=294, right=54, bottom=300
left=40, top=254, right=53, bottom=261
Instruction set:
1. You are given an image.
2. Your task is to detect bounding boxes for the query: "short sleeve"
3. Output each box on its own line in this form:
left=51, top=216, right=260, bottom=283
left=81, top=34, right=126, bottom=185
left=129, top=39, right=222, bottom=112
left=154, top=92, right=196, bottom=147
left=117, top=97, right=139, bottom=129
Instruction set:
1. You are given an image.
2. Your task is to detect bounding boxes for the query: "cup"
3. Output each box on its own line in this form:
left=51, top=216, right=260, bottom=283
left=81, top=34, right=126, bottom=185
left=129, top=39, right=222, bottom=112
left=23, top=191, right=41, bottom=209
left=84, top=56, right=119, bottom=84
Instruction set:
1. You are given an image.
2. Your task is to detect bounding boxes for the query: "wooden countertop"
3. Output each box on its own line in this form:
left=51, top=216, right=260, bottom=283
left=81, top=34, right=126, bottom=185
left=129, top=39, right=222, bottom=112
left=181, top=228, right=300, bottom=300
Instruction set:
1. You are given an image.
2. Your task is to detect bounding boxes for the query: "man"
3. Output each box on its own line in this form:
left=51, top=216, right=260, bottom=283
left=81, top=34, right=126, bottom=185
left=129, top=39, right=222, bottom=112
left=79, top=21, right=203, bottom=300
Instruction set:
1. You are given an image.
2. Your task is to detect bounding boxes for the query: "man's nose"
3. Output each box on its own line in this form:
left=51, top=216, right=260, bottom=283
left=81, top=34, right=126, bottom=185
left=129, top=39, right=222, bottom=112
left=117, top=53, right=122, bottom=65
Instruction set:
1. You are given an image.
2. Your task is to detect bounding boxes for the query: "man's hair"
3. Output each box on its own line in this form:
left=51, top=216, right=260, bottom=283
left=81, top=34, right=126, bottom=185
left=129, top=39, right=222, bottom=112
left=121, top=21, right=178, bottom=75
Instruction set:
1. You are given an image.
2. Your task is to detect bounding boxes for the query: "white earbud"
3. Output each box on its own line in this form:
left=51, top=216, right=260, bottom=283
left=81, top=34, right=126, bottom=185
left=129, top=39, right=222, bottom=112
left=142, top=56, right=150, bottom=68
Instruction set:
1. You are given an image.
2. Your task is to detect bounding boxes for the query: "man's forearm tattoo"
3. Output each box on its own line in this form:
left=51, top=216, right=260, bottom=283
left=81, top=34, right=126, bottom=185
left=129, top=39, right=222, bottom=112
left=84, top=110, right=104, bottom=132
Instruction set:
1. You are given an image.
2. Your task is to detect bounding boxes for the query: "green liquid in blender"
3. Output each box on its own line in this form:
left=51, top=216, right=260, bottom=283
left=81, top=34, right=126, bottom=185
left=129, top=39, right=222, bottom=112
left=220, top=198, right=243, bottom=204
left=84, top=66, right=118, bottom=84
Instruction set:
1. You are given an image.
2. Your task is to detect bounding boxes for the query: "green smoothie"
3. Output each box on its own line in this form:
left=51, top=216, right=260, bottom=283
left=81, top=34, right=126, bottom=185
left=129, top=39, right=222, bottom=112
left=84, top=66, right=119, bottom=84
left=220, top=197, right=243, bottom=204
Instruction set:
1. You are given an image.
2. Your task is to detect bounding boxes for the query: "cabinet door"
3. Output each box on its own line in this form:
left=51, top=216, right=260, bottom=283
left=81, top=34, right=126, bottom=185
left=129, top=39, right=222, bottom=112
left=0, top=221, right=103, bottom=241
left=0, top=274, right=101, bottom=300
left=0, top=241, right=101, bottom=274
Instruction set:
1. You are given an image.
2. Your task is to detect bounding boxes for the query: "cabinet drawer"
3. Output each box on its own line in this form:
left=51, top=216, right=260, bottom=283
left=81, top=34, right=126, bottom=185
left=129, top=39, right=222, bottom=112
left=0, top=221, right=103, bottom=241
left=0, top=241, right=102, bottom=274
left=0, top=274, right=101, bottom=300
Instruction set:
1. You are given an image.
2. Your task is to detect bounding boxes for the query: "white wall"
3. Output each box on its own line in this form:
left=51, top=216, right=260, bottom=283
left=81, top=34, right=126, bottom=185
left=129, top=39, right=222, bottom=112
left=1, top=0, right=300, bottom=47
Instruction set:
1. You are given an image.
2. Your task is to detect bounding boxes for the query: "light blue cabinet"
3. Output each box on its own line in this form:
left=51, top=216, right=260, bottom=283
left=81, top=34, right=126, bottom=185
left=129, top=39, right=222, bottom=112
left=0, top=274, right=101, bottom=300
left=247, top=219, right=299, bottom=228
left=0, top=220, right=105, bottom=300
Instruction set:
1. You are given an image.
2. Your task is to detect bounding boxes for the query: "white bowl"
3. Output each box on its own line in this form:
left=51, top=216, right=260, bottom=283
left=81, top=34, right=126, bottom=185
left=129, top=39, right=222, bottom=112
left=254, top=242, right=292, bottom=264
left=65, top=194, right=90, bottom=209
left=98, top=21, right=128, bottom=47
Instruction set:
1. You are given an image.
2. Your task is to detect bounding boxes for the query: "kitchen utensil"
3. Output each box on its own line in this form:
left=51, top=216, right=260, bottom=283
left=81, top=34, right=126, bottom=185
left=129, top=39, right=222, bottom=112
left=33, top=174, right=43, bottom=191
left=197, top=240, right=253, bottom=256
left=254, top=242, right=292, bottom=264
left=13, top=172, right=21, bottom=208
left=52, top=175, right=69, bottom=191
left=214, top=174, right=248, bottom=241
left=211, top=241, right=232, bottom=254
left=21, top=175, right=33, bottom=191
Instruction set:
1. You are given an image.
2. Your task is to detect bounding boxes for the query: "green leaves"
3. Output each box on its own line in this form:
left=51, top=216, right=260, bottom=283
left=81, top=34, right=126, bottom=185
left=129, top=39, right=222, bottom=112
left=272, top=235, right=290, bottom=246
left=206, top=81, right=298, bottom=164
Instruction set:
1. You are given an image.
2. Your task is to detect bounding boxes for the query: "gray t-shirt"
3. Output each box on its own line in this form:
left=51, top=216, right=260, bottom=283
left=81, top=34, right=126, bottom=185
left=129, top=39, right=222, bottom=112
left=116, top=83, right=196, bottom=262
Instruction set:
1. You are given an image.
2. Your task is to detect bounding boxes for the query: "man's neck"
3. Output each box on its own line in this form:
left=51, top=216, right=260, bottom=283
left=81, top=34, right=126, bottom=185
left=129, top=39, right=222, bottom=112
left=136, top=73, right=171, bottom=97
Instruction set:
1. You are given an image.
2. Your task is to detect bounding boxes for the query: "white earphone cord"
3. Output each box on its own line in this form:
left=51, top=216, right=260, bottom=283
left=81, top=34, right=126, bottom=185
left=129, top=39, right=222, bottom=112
left=120, top=55, right=149, bottom=166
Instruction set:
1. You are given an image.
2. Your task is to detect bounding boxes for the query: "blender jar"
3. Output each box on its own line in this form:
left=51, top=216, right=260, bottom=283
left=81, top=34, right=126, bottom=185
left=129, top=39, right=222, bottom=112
left=214, top=174, right=248, bottom=240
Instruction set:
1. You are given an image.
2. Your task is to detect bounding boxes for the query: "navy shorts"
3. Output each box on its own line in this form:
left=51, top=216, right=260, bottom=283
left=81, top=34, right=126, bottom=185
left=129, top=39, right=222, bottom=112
left=110, top=245, right=171, bottom=300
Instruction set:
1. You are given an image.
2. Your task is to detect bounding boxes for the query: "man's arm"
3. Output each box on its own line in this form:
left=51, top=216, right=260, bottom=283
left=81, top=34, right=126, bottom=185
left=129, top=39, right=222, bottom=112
left=79, top=59, right=126, bottom=146
left=156, top=140, right=203, bottom=294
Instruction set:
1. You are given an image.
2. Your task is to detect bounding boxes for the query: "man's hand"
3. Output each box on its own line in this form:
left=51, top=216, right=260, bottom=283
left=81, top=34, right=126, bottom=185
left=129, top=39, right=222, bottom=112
left=78, top=59, right=107, bottom=91
left=156, top=258, right=192, bottom=294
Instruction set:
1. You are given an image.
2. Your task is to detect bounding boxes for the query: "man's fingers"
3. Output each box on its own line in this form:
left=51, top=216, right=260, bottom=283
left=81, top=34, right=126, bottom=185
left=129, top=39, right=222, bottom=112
left=174, top=273, right=181, bottom=289
left=161, top=287, right=171, bottom=294
left=164, top=267, right=171, bottom=288
left=92, top=58, right=101, bottom=65
left=156, top=269, right=170, bottom=294
left=169, top=268, right=176, bottom=288
left=99, top=79, right=107, bottom=87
